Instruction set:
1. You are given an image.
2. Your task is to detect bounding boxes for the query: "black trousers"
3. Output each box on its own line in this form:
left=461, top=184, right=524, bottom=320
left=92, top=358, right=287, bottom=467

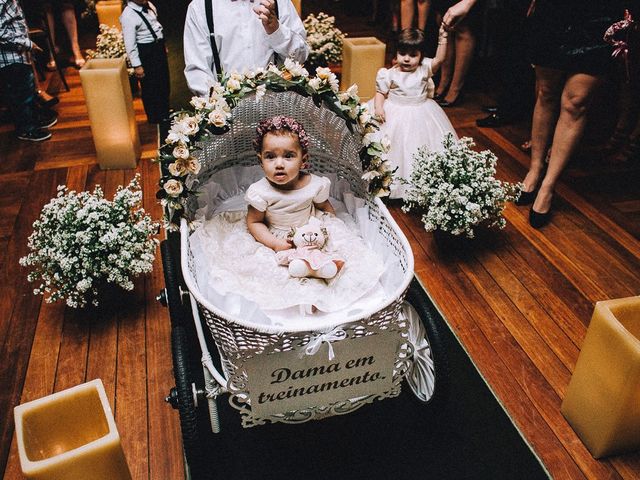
left=137, top=39, right=170, bottom=123
left=0, top=62, right=38, bottom=134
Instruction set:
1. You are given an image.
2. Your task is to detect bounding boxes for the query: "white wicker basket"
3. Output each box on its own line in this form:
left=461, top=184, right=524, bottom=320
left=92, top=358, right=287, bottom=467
left=179, top=90, right=416, bottom=427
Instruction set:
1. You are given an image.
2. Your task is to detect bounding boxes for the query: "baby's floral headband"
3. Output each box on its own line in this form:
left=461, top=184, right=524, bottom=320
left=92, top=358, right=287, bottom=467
left=254, top=115, right=310, bottom=153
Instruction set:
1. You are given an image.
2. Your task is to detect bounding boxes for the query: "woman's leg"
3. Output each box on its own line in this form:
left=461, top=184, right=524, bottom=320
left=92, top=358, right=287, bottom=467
left=400, top=0, right=415, bottom=29
left=61, top=2, right=84, bottom=63
left=442, top=23, right=475, bottom=103
left=523, top=66, right=564, bottom=193
left=44, top=3, right=58, bottom=67
left=533, top=71, right=604, bottom=213
left=417, top=0, right=430, bottom=30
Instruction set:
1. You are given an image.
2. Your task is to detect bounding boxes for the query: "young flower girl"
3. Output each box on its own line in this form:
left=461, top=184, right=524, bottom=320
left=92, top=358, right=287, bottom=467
left=373, top=27, right=458, bottom=199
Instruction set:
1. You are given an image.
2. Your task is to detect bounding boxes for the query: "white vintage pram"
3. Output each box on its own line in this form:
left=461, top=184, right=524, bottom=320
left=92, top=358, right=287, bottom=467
left=159, top=89, right=449, bottom=479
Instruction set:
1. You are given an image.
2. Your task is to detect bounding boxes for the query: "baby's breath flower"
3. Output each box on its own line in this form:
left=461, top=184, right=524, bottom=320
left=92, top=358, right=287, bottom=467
left=403, top=134, right=521, bottom=238
left=19, top=175, right=159, bottom=308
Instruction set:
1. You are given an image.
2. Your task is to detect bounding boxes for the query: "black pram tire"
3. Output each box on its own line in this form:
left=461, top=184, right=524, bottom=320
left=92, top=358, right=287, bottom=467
left=161, top=233, right=187, bottom=327
left=171, top=324, right=210, bottom=479
left=404, top=278, right=450, bottom=409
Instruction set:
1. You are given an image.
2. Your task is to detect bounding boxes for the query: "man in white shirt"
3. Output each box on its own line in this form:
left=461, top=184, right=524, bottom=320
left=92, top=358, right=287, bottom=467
left=183, top=0, right=309, bottom=97
left=120, top=0, right=170, bottom=123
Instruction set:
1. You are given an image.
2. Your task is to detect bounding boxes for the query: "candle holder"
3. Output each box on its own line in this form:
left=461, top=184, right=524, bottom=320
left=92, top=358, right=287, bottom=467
left=340, top=37, right=386, bottom=101
left=79, top=58, right=140, bottom=170
left=14, top=379, right=132, bottom=480
left=561, top=296, right=640, bottom=458
left=95, top=0, right=123, bottom=30
left=292, top=0, right=301, bottom=16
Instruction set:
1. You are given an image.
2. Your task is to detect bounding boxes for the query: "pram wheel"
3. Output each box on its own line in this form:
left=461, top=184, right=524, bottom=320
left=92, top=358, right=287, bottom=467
left=404, top=278, right=450, bottom=408
left=171, top=324, right=210, bottom=479
left=161, top=234, right=210, bottom=479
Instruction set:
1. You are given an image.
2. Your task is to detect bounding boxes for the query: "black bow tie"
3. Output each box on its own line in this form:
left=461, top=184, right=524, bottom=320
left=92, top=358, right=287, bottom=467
left=141, top=5, right=148, bottom=12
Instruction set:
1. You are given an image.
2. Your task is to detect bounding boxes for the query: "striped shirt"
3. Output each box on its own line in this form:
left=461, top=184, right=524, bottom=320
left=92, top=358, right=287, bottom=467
left=0, top=0, right=32, bottom=68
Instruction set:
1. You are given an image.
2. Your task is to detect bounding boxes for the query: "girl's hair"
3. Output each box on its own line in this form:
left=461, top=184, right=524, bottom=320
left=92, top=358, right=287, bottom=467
left=396, top=28, right=426, bottom=57
left=253, top=115, right=310, bottom=154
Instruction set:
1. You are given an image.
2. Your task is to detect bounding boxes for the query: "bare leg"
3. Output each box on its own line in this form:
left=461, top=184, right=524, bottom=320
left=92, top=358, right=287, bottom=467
left=524, top=66, right=564, bottom=192
left=44, top=4, right=57, bottom=66
left=61, top=2, right=83, bottom=63
left=533, top=72, right=604, bottom=213
left=417, top=0, right=430, bottom=30
left=442, top=23, right=475, bottom=103
left=400, top=0, right=415, bottom=29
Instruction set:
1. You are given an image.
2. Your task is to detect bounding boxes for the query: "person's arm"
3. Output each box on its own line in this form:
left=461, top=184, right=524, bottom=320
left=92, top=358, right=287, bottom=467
left=120, top=10, right=144, bottom=78
left=183, top=0, right=216, bottom=96
left=442, top=0, right=477, bottom=31
left=431, top=25, right=448, bottom=73
left=247, top=206, right=292, bottom=251
left=254, top=0, right=309, bottom=64
left=374, top=91, right=387, bottom=123
left=0, top=1, right=33, bottom=52
left=314, top=200, right=336, bottom=216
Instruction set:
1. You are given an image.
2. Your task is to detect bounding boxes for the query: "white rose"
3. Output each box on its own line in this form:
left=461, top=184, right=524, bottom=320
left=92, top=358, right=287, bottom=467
left=168, top=160, right=188, bottom=177
left=164, top=179, right=184, bottom=197
left=308, top=77, right=321, bottom=91
left=186, top=157, right=201, bottom=175
left=190, top=96, right=208, bottom=110
left=255, top=84, right=266, bottom=101
left=172, top=144, right=190, bottom=159
left=208, top=110, right=228, bottom=128
left=226, top=78, right=241, bottom=92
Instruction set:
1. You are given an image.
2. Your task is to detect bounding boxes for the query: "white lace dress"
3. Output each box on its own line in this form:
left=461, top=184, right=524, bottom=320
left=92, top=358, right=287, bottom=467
left=189, top=174, right=385, bottom=323
left=372, top=58, right=458, bottom=199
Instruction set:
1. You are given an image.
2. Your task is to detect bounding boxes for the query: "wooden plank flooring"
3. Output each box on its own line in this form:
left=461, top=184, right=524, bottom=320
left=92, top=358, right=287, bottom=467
left=2, top=4, right=640, bottom=478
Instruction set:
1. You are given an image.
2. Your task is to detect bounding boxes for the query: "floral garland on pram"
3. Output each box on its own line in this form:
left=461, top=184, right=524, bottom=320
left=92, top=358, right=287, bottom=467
left=156, top=59, right=393, bottom=228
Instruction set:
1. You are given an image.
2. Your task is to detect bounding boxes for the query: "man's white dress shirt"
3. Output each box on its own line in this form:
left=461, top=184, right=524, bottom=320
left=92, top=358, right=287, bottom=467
left=120, top=2, right=164, bottom=68
left=183, top=0, right=309, bottom=96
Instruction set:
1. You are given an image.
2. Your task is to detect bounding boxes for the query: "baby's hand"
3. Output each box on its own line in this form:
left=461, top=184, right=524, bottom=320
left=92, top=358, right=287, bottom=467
left=272, top=238, right=293, bottom=252
left=253, top=0, right=279, bottom=35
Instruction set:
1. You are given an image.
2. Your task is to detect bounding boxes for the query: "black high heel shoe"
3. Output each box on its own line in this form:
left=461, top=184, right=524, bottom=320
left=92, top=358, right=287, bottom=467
left=437, top=91, right=464, bottom=108
left=529, top=207, right=552, bottom=229
left=515, top=188, right=538, bottom=206
left=433, top=91, right=447, bottom=102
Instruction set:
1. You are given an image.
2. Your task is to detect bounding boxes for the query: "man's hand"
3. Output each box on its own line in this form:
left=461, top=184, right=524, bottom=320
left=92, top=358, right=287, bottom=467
left=134, top=66, right=145, bottom=79
left=253, top=0, right=279, bottom=35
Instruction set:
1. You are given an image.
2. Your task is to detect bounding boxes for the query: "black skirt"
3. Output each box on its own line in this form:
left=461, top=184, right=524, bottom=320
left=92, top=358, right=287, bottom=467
left=527, top=0, right=628, bottom=75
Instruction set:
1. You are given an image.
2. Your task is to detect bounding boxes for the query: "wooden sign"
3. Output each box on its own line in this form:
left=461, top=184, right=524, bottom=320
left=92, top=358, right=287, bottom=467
left=244, top=331, right=401, bottom=419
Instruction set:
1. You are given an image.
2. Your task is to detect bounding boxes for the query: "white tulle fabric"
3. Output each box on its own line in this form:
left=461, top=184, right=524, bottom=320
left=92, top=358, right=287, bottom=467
left=188, top=167, right=393, bottom=329
left=370, top=58, right=458, bottom=199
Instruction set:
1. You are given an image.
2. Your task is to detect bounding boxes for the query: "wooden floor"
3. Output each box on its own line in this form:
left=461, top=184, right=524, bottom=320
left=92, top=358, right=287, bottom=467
left=2, top=6, right=640, bottom=479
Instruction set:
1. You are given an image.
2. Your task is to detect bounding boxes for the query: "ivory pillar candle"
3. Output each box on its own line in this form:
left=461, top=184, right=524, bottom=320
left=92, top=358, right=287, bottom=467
left=340, top=37, right=386, bottom=101
left=292, top=0, right=301, bottom=16
left=561, top=296, right=640, bottom=458
left=79, top=58, right=140, bottom=170
left=95, top=0, right=123, bottom=30
left=14, top=379, right=133, bottom=480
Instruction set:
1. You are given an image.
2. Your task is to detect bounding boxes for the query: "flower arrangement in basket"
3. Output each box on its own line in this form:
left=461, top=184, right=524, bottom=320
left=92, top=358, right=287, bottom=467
left=303, top=12, right=345, bottom=70
left=156, top=59, right=392, bottom=228
left=19, top=175, right=160, bottom=308
left=403, top=134, right=521, bottom=238
left=85, top=24, right=134, bottom=75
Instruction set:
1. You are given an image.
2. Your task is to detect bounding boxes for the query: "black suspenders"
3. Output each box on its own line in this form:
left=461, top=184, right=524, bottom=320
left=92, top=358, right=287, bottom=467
left=205, top=0, right=280, bottom=80
left=133, top=6, right=159, bottom=42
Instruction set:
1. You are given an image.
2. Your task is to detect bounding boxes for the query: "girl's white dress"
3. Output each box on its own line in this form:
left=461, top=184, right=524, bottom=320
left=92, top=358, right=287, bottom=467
left=189, top=173, right=385, bottom=325
left=374, top=58, right=458, bottom=199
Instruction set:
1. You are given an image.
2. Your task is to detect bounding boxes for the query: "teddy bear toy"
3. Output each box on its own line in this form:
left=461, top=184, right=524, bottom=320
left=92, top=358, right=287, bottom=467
left=275, top=217, right=344, bottom=279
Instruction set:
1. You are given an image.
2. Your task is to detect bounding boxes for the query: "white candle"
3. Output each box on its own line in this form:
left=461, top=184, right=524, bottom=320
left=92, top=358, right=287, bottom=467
left=96, top=0, right=123, bottom=30
left=79, top=58, right=140, bottom=170
left=14, top=379, right=132, bottom=480
left=340, top=37, right=386, bottom=101
left=561, top=295, right=640, bottom=458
